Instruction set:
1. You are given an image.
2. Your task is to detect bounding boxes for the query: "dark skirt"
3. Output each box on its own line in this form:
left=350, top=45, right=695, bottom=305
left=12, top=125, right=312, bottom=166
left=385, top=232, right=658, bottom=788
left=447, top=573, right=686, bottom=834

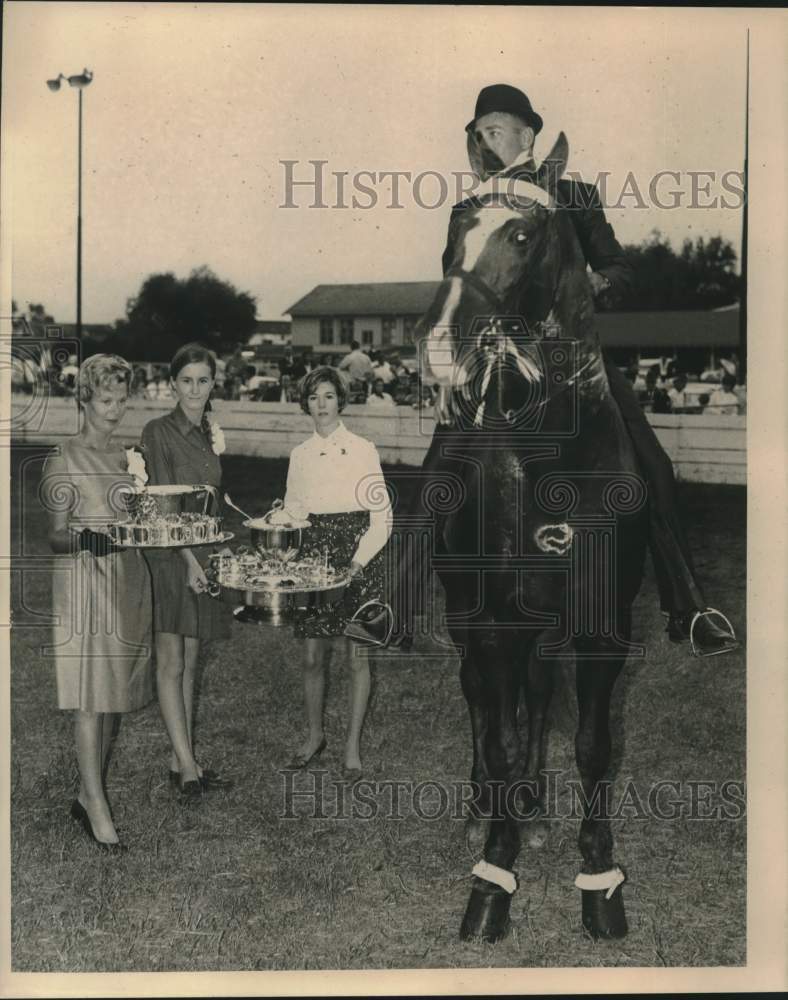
left=293, top=510, right=387, bottom=639
left=144, top=547, right=232, bottom=641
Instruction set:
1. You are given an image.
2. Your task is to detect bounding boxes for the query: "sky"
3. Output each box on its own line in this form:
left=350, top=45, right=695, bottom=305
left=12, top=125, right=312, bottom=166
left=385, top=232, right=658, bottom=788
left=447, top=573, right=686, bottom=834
left=3, top=3, right=754, bottom=325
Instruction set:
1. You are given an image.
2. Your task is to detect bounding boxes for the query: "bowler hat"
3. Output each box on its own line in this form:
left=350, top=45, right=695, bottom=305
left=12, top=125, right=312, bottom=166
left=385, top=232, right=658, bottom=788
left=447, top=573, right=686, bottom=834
left=466, top=84, right=543, bottom=135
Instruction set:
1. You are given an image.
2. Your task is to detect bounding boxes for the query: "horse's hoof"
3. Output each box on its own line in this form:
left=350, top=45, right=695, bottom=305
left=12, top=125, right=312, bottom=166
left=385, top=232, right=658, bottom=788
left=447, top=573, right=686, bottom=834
left=459, top=882, right=512, bottom=943
left=580, top=885, right=628, bottom=939
left=464, top=815, right=489, bottom=854
left=524, top=818, right=549, bottom=849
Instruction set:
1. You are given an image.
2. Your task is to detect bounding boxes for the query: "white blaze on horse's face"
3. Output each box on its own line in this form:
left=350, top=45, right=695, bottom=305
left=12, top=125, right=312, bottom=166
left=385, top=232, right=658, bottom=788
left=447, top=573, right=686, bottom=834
left=426, top=277, right=464, bottom=385
left=427, top=207, right=522, bottom=388
left=460, top=206, right=523, bottom=271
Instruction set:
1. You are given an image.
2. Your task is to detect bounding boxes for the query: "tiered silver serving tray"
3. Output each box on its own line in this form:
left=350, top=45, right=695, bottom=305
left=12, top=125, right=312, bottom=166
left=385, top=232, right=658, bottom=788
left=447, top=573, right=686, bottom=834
left=206, top=552, right=348, bottom=626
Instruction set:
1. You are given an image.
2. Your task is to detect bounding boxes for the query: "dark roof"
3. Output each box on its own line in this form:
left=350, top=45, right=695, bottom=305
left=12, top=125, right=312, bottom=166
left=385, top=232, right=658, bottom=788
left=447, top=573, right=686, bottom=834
left=597, top=309, right=740, bottom=348
left=254, top=319, right=291, bottom=335
left=287, top=282, right=440, bottom=317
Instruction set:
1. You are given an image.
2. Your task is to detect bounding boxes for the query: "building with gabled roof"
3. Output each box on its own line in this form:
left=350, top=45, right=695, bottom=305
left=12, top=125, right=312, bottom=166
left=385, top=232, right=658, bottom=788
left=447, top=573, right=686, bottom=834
left=287, top=281, right=740, bottom=368
left=286, top=282, right=439, bottom=352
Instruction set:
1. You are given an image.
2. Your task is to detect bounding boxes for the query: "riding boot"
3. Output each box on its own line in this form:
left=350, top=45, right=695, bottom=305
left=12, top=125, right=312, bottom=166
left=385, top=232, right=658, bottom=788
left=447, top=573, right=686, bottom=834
left=604, top=363, right=738, bottom=656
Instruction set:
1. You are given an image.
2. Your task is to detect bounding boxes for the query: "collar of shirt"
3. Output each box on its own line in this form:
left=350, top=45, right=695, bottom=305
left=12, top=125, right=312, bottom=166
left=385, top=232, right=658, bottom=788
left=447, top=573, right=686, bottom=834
left=500, top=151, right=537, bottom=176
left=308, top=421, right=352, bottom=455
left=171, top=402, right=206, bottom=439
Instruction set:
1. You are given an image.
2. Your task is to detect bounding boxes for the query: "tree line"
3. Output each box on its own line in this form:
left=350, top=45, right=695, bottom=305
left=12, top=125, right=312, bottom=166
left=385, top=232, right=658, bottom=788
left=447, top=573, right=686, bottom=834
left=609, top=231, right=741, bottom=312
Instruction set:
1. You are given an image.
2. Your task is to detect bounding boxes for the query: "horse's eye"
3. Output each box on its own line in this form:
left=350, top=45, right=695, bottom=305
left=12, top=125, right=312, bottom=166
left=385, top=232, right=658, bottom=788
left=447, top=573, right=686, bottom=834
left=514, top=231, right=528, bottom=245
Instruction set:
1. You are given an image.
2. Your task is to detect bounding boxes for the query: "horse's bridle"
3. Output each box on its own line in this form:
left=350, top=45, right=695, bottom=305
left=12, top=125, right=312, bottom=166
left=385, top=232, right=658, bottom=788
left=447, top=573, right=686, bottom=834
left=440, top=263, right=603, bottom=428
left=445, top=267, right=505, bottom=313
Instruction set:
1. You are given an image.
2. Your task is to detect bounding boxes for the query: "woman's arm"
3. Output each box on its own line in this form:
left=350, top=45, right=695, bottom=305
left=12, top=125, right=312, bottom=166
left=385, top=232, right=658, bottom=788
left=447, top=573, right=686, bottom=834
left=41, top=450, right=77, bottom=555
left=350, top=443, right=393, bottom=569
left=140, top=420, right=175, bottom=486
left=42, top=448, right=126, bottom=557
left=283, top=446, right=305, bottom=512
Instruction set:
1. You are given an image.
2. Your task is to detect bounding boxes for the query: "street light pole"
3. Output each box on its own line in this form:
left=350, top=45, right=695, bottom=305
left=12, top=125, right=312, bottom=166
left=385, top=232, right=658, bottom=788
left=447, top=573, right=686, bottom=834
left=76, top=84, right=83, bottom=342
left=46, top=68, right=93, bottom=342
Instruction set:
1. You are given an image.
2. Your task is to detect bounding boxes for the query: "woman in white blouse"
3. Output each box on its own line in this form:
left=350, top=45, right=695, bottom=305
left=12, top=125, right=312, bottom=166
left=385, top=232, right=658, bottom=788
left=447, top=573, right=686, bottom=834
left=284, top=366, right=392, bottom=781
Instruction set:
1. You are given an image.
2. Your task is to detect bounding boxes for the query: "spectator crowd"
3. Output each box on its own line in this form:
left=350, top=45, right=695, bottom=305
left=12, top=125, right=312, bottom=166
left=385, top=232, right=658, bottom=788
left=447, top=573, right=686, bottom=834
left=12, top=341, right=744, bottom=416
left=121, top=342, right=440, bottom=410
left=624, top=360, right=746, bottom=416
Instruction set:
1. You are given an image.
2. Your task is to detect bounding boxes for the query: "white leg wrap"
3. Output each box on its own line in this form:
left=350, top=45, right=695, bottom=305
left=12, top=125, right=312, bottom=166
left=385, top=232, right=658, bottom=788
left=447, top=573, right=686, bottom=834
left=472, top=860, right=517, bottom=894
left=574, top=866, right=626, bottom=900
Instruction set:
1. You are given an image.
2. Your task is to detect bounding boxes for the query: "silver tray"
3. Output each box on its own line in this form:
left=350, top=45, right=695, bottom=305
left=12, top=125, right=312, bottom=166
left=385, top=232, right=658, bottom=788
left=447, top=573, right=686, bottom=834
left=210, top=575, right=348, bottom=626
left=99, top=529, right=234, bottom=550
left=212, top=576, right=347, bottom=602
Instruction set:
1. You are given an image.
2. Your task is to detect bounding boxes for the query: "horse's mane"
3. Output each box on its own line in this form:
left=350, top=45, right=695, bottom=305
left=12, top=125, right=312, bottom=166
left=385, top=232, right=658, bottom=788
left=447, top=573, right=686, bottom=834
left=550, top=205, right=598, bottom=344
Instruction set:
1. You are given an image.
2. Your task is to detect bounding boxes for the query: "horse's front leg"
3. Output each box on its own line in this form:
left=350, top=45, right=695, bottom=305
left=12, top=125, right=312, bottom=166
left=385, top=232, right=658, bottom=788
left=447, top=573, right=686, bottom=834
left=518, top=642, right=557, bottom=849
left=459, top=654, right=492, bottom=853
left=460, top=631, right=525, bottom=943
left=573, top=635, right=628, bottom=939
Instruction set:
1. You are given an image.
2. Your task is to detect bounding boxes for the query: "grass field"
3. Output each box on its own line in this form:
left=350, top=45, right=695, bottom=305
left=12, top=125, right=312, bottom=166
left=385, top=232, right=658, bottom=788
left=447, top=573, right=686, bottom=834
left=9, top=446, right=746, bottom=971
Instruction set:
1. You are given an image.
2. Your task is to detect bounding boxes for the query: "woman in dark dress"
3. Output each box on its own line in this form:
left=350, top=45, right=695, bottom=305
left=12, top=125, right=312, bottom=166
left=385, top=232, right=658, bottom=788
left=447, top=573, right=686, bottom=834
left=284, top=367, right=392, bottom=781
left=141, top=343, right=233, bottom=798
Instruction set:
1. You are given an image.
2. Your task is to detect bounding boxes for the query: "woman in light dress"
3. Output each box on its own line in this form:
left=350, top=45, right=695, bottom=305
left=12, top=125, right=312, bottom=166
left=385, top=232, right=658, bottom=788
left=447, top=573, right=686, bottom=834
left=42, top=355, right=154, bottom=851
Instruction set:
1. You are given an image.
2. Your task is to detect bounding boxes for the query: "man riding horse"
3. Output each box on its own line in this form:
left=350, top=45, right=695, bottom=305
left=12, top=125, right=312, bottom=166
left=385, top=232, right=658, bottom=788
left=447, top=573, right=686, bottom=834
left=351, top=83, right=738, bottom=657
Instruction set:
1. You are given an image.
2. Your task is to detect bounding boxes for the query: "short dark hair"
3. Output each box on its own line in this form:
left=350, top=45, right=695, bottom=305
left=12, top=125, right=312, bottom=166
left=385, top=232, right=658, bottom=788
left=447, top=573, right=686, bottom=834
left=349, top=340, right=360, bottom=351
left=721, top=373, right=737, bottom=391
left=170, top=342, right=217, bottom=381
left=298, top=365, right=349, bottom=414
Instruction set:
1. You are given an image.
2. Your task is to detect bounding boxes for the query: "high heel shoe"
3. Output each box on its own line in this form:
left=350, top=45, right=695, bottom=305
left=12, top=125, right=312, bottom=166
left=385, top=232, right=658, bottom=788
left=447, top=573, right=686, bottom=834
left=286, top=737, right=327, bottom=770
left=69, top=800, right=128, bottom=854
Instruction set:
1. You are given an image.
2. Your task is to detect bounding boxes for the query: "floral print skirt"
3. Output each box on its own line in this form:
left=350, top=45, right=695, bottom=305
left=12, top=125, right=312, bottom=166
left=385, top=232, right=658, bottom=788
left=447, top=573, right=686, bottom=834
left=293, top=511, right=387, bottom=639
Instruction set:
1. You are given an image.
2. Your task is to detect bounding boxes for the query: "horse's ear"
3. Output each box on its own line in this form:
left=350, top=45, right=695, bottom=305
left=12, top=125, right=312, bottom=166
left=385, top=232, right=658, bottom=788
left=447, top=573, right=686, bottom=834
left=467, top=130, right=492, bottom=183
left=536, top=131, right=569, bottom=193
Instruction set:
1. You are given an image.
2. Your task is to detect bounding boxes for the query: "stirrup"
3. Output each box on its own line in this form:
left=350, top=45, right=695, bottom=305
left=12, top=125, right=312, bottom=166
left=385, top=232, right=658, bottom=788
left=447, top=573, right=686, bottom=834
left=343, top=600, right=395, bottom=647
left=689, top=607, right=737, bottom=658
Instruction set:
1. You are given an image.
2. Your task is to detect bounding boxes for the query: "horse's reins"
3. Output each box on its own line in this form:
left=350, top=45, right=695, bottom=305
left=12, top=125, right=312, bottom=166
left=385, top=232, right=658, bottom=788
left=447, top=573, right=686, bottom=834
left=466, top=321, right=604, bottom=428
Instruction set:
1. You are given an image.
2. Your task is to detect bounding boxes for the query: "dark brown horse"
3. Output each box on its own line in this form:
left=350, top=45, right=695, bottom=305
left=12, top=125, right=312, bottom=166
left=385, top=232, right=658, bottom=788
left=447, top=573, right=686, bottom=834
left=420, top=133, right=649, bottom=943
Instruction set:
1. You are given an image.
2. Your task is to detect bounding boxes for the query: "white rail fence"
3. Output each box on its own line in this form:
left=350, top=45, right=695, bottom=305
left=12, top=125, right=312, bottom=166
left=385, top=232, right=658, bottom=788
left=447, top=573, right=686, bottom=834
left=10, top=396, right=746, bottom=485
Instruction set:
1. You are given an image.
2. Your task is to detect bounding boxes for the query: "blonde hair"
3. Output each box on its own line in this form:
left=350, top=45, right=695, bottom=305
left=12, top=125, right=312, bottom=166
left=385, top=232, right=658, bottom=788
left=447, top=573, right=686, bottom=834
left=76, top=354, right=133, bottom=404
